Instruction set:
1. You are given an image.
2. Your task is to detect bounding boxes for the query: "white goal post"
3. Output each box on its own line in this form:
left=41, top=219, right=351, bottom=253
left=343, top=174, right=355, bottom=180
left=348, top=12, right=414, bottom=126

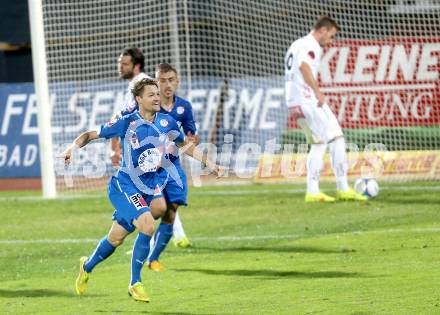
left=28, top=0, right=56, bottom=198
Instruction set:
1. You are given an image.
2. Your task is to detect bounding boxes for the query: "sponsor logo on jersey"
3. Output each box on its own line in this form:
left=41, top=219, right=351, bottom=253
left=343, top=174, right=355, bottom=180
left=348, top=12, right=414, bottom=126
left=303, top=86, right=312, bottom=99
left=138, top=148, right=162, bottom=173
left=129, top=193, right=148, bottom=210
left=160, top=119, right=169, bottom=127
left=129, top=131, right=140, bottom=149
left=176, top=106, right=185, bottom=114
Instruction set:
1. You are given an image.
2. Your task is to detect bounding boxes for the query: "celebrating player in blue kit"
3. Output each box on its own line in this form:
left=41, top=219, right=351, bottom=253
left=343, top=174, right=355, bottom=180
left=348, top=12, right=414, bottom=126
left=61, top=78, right=219, bottom=302
left=121, top=63, right=199, bottom=272
left=114, top=49, right=193, bottom=251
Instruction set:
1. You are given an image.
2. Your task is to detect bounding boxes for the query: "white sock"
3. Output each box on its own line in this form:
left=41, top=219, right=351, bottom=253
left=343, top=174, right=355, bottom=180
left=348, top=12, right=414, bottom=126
left=306, top=144, right=327, bottom=195
left=329, top=137, right=349, bottom=191
left=173, top=211, right=187, bottom=240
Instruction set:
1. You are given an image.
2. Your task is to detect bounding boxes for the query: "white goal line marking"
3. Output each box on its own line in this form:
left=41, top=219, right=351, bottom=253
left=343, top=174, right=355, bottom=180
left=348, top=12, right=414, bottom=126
left=0, top=184, right=439, bottom=201
left=1, top=227, right=440, bottom=245
left=191, top=185, right=440, bottom=195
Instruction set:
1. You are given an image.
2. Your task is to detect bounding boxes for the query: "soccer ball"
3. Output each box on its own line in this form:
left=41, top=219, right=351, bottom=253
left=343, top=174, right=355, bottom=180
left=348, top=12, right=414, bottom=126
left=354, top=178, right=379, bottom=198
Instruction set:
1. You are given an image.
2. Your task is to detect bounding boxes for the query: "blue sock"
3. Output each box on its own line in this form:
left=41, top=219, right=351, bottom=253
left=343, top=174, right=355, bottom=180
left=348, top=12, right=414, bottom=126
left=130, top=232, right=152, bottom=285
left=84, top=236, right=116, bottom=273
left=148, top=223, right=173, bottom=262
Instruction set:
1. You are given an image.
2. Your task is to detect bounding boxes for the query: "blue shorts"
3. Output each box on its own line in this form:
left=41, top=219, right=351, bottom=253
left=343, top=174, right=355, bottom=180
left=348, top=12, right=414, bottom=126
left=145, top=184, right=166, bottom=205
left=108, top=176, right=162, bottom=233
left=160, top=164, right=188, bottom=206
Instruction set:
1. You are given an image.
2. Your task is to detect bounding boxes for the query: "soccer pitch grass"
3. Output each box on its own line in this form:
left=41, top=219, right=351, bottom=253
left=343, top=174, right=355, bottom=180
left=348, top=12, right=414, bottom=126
left=1, top=182, right=440, bottom=314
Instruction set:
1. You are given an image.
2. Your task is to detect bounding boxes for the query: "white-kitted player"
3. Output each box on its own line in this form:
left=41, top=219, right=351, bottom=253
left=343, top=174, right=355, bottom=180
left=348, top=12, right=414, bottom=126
left=284, top=16, right=367, bottom=202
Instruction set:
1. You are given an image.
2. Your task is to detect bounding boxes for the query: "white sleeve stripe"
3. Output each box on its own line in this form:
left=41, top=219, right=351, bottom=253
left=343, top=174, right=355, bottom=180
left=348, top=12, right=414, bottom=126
left=94, top=126, right=102, bottom=137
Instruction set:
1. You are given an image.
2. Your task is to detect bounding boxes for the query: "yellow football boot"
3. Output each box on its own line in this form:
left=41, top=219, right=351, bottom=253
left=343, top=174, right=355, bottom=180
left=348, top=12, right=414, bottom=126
left=148, top=260, right=165, bottom=272
left=336, top=188, right=368, bottom=201
left=174, top=236, right=192, bottom=248
left=75, top=256, right=89, bottom=295
left=305, top=192, right=336, bottom=203
left=128, top=282, right=150, bottom=302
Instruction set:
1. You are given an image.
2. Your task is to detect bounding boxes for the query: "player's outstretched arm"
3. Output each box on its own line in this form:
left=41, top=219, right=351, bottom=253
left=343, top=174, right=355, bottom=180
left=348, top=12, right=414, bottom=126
left=177, top=139, right=223, bottom=176
left=185, top=131, right=200, bottom=145
left=60, top=130, right=99, bottom=165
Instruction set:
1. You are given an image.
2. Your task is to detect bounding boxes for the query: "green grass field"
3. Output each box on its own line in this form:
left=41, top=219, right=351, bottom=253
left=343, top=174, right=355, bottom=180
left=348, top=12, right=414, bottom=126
left=1, top=182, right=440, bottom=314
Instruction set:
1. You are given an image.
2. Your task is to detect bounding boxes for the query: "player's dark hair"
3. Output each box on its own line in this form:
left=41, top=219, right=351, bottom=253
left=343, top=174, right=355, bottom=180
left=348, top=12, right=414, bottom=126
left=155, top=62, right=178, bottom=75
left=131, top=78, right=158, bottom=98
left=122, top=47, right=145, bottom=72
left=313, top=16, right=340, bottom=32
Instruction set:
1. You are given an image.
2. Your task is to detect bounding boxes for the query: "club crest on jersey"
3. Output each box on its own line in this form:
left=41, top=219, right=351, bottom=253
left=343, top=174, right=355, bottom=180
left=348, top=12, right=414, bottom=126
left=129, top=131, right=140, bottom=149
left=176, top=106, right=185, bottom=114
left=308, top=51, right=315, bottom=59
left=129, top=193, right=147, bottom=210
left=160, top=119, right=169, bottom=127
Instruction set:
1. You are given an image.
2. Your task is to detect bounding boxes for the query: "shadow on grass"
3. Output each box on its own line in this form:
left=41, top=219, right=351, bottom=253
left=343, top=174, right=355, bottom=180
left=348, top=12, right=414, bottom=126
left=0, top=288, right=75, bottom=298
left=191, top=245, right=356, bottom=254
left=95, top=312, right=220, bottom=315
left=150, top=313, right=222, bottom=315
left=175, top=268, right=361, bottom=279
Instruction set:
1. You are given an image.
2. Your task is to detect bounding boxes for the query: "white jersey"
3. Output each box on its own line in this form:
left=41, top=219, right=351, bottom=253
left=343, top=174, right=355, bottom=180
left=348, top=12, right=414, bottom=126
left=284, top=33, right=322, bottom=107
left=121, top=72, right=153, bottom=113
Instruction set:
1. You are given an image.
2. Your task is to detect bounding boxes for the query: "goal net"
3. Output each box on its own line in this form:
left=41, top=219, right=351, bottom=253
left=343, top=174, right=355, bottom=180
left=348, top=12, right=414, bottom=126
left=34, top=0, right=440, bottom=194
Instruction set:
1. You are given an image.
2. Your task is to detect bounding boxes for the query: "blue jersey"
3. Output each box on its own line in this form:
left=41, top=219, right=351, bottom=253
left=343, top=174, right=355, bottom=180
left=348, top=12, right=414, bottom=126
left=160, top=95, right=197, bottom=136
left=119, top=95, right=196, bottom=204
left=121, top=95, right=197, bottom=164
left=98, top=111, right=184, bottom=195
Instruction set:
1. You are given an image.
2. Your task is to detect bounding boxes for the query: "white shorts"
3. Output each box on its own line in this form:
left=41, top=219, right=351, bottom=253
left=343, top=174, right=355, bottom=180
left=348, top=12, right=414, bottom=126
left=289, top=103, right=343, bottom=144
